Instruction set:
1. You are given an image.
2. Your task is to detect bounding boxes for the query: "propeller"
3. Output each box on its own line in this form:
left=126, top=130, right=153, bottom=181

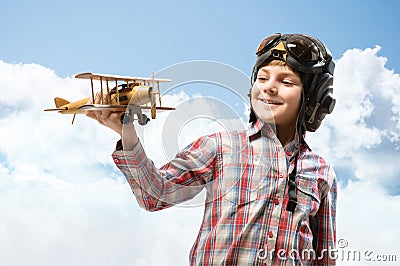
left=150, top=72, right=156, bottom=119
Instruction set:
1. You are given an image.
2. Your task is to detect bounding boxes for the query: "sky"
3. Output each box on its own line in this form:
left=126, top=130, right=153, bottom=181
left=1, top=0, right=400, bottom=265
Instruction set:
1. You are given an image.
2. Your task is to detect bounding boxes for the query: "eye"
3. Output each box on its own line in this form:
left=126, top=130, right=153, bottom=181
left=282, top=80, right=294, bottom=85
left=257, top=75, right=269, bottom=82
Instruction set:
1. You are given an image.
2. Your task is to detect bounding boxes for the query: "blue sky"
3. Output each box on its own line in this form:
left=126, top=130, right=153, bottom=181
left=2, top=0, right=400, bottom=77
left=1, top=1, right=400, bottom=265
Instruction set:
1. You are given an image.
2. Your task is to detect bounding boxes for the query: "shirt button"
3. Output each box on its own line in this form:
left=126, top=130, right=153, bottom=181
left=113, top=158, right=119, bottom=163
left=268, top=231, right=274, bottom=238
left=278, top=174, right=284, bottom=178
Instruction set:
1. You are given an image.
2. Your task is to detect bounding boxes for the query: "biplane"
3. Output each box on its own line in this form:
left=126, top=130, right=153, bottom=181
left=44, top=72, right=175, bottom=125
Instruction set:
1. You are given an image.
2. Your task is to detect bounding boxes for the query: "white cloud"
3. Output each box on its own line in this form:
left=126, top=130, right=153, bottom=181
left=307, top=46, right=400, bottom=181
left=337, top=180, right=400, bottom=265
left=1, top=47, right=400, bottom=265
left=0, top=60, right=203, bottom=266
left=138, top=91, right=247, bottom=166
left=305, top=46, right=400, bottom=265
left=0, top=162, right=203, bottom=266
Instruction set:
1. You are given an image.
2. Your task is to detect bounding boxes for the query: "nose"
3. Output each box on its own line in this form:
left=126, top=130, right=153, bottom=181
left=261, top=79, right=278, bottom=95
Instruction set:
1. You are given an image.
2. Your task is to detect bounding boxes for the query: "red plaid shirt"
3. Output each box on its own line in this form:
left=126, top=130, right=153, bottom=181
left=112, top=119, right=336, bottom=265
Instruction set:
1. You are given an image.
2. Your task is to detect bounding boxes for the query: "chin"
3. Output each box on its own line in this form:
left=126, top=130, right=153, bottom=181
left=257, top=115, right=275, bottom=124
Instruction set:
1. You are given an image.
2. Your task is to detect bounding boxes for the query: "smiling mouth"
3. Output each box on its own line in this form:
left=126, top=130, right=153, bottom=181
left=259, top=99, right=282, bottom=105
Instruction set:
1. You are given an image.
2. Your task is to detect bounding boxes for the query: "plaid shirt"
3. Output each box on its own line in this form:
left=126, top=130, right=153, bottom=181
left=112, top=119, right=336, bottom=266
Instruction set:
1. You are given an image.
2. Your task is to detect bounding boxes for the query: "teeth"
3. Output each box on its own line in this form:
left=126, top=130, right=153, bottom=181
left=260, top=99, right=280, bottom=104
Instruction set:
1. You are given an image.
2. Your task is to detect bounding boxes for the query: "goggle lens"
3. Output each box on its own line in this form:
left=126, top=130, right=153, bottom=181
left=255, top=33, right=280, bottom=56
left=256, top=34, right=321, bottom=63
left=286, top=35, right=319, bottom=62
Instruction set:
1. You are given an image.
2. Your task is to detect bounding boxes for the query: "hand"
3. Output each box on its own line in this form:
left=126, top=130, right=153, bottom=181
left=85, top=93, right=139, bottom=150
left=85, top=93, right=125, bottom=134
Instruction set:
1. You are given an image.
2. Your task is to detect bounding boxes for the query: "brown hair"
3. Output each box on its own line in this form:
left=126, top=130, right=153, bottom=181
left=259, top=59, right=300, bottom=75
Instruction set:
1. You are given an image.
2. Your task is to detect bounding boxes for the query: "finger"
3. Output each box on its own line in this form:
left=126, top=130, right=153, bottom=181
left=94, top=93, right=112, bottom=116
left=94, top=92, right=101, bottom=104
left=100, top=109, right=112, bottom=117
left=86, top=110, right=95, bottom=119
left=102, top=93, right=110, bottom=104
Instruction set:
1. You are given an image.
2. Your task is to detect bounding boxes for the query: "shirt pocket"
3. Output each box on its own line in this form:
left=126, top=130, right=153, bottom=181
left=223, top=185, right=258, bottom=206
left=221, top=163, right=259, bottom=207
left=296, top=175, right=321, bottom=215
left=220, top=150, right=262, bottom=207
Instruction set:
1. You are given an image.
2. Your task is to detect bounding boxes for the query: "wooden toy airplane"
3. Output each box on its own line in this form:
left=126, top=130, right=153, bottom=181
left=44, top=72, right=175, bottom=125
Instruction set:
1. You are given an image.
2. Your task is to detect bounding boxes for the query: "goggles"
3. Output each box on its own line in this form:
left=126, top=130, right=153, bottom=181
left=254, top=33, right=334, bottom=75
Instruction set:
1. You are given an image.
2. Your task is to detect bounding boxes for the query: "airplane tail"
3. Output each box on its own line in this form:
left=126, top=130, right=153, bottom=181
left=54, top=97, right=70, bottom=108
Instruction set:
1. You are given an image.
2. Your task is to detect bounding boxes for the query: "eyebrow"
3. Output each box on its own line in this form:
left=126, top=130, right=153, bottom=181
left=258, top=68, right=300, bottom=79
left=260, top=68, right=298, bottom=77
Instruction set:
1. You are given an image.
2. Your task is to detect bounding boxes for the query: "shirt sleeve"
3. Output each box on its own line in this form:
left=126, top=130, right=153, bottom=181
left=111, top=134, right=218, bottom=211
left=315, top=167, right=337, bottom=265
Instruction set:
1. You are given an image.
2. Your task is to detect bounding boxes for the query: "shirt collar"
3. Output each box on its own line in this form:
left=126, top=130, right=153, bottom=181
left=247, top=118, right=276, bottom=139
left=247, top=118, right=310, bottom=158
left=285, top=132, right=311, bottom=160
left=247, top=118, right=263, bottom=138
left=284, top=139, right=298, bottom=157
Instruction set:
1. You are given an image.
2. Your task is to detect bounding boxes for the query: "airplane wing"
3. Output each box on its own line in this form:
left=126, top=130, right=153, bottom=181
left=141, top=106, right=176, bottom=111
left=77, top=104, right=129, bottom=111
left=75, top=72, right=171, bottom=83
left=78, top=104, right=175, bottom=112
left=45, top=104, right=175, bottom=114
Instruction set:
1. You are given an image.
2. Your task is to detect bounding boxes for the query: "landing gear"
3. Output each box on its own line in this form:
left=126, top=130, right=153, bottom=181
left=137, top=113, right=150, bottom=125
left=120, top=107, right=150, bottom=126
left=120, top=112, right=133, bottom=124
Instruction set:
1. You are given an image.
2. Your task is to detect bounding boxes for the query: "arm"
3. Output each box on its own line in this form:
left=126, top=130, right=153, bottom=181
left=85, top=93, right=139, bottom=150
left=85, top=93, right=218, bottom=211
left=113, top=134, right=218, bottom=211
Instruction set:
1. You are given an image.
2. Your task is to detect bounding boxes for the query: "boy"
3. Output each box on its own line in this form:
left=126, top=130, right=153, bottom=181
left=87, top=33, right=337, bottom=265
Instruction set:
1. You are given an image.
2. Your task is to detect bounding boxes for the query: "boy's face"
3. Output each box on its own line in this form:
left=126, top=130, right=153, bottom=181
left=251, top=63, right=302, bottom=128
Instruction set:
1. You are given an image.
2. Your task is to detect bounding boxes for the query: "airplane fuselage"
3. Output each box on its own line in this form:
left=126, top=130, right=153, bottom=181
left=55, top=85, right=153, bottom=114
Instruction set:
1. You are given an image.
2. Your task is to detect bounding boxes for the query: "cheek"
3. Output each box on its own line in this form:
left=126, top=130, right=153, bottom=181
left=285, top=89, right=302, bottom=108
left=291, top=94, right=302, bottom=109
left=250, top=87, right=257, bottom=101
left=295, top=92, right=302, bottom=109
left=250, top=89, right=259, bottom=108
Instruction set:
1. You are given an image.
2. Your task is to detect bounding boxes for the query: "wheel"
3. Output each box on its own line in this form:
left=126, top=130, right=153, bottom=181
left=120, top=112, right=133, bottom=124
left=138, top=113, right=150, bottom=125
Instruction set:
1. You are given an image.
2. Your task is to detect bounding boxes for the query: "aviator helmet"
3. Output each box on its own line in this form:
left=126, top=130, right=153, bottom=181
left=250, top=33, right=336, bottom=133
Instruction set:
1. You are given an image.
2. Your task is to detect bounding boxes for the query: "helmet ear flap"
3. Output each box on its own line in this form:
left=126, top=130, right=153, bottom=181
left=303, top=72, right=336, bottom=132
